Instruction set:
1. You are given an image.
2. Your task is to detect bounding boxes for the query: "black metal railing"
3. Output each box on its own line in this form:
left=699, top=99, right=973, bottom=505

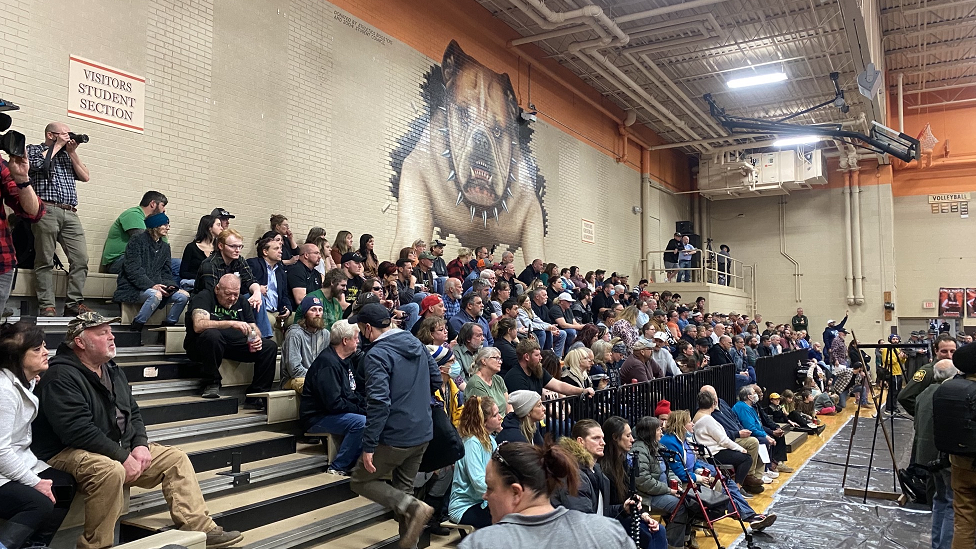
left=753, top=349, right=806, bottom=394
left=542, top=363, right=735, bottom=434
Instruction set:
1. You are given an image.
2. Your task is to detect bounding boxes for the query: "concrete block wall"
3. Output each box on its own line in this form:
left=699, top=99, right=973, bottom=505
left=0, top=0, right=685, bottom=281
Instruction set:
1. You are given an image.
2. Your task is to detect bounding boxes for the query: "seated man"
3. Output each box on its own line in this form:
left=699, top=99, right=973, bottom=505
left=32, top=312, right=242, bottom=549
left=442, top=277, right=463, bottom=319
left=195, top=228, right=269, bottom=337
left=448, top=292, right=493, bottom=347
left=300, top=319, right=367, bottom=476
left=412, top=294, right=445, bottom=336
left=287, top=243, right=323, bottom=305
left=100, top=190, right=167, bottom=274
left=281, top=295, right=329, bottom=393
left=185, top=274, right=277, bottom=402
left=112, top=213, right=189, bottom=331
left=246, top=236, right=292, bottom=342
left=548, top=292, right=583, bottom=354
left=293, top=268, right=348, bottom=330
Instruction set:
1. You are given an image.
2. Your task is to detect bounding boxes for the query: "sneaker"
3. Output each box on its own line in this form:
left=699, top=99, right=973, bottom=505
left=427, top=522, right=451, bottom=536
left=741, top=490, right=754, bottom=499
left=400, top=500, right=434, bottom=549
left=326, top=467, right=350, bottom=477
left=765, top=470, right=779, bottom=479
left=777, top=464, right=795, bottom=473
left=202, top=383, right=221, bottom=399
left=761, top=475, right=773, bottom=484
left=129, top=321, right=145, bottom=332
left=39, top=307, right=56, bottom=317
left=749, top=513, right=776, bottom=531
left=205, top=525, right=244, bottom=548
left=63, top=302, right=93, bottom=317
left=242, top=398, right=267, bottom=411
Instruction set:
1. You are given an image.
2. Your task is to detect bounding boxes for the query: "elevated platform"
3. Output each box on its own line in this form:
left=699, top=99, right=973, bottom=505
left=646, top=281, right=753, bottom=316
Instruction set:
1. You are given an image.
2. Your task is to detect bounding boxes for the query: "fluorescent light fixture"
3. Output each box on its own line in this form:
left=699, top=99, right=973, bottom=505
left=727, top=72, right=788, bottom=89
left=772, top=135, right=822, bottom=147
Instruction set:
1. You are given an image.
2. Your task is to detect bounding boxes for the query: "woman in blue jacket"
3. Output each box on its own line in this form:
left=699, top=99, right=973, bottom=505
left=660, top=410, right=775, bottom=532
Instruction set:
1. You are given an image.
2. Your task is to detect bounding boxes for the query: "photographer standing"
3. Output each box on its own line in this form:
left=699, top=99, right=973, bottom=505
left=0, top=153, right=44, bottom=315
left=26, top=122, right=90, bottom=317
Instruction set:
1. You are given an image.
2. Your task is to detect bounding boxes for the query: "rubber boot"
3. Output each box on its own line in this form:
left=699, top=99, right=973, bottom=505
left=0, top=522, right=37, bottom=549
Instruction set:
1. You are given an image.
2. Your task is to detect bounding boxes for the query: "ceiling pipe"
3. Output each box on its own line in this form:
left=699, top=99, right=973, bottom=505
left=907, top=97, right=976, bottom=109
left=512, top=0, right=629, bottom=44
left=779, top=198, right=802, bottom=302
left=511, top=0, right=734, bottom=44
left=646, top=133, right=770, bottom=151
left=570, top=44, right=706, bottom=146
left=841, top=171, right=855, bottom=305
left=630, top=51, right=728, bottom=137
left=897, top=73, right=904, bottom=133
left=851, top=169, right=865, bottom=304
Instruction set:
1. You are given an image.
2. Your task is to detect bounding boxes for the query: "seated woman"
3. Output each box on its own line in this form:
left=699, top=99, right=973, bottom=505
left=179, top=214, right=220, bottom=291
left=464, top=347, right=510, bottom=415
left=496, top=390, right=545, bottom=447
left=776, top=390, right=824, bottom=434
left=660, top=410, right=776, bottom=532
left=692, top=391, right=756, bottom=493
left=0, top=322, right=76, bottom=549
left=551, top=420, right=666, bottom=549
left=113, top=213, right=189, bottom=331
left=631, top=417, right=692, bottom=549
left=458, top=442, right=635, bottom=548
left=561, top=346, right=594, bottom=389
left=448, top=396, right=502, bottom=529
left=599, top=417, right=671, bottom=549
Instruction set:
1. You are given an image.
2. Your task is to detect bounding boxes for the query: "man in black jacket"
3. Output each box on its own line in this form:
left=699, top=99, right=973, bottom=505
left=707, top=335, right=735, bottom=367
left=32, top=312, right=241, bottom=549
left=300, top=319, right=366, bottom=476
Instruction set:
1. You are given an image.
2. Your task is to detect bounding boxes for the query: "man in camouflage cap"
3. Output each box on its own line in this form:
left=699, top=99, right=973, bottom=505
left=31, top=311, right=243, bottom=549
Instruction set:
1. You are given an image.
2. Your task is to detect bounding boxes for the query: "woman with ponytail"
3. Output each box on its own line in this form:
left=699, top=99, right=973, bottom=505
left=458, top=442, right=633, bottom=547
left=449, top=396, right=503, bottom=528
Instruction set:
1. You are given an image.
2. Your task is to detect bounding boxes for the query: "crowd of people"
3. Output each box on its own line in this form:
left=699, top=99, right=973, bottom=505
left=0, top=127, right=974, bottom=548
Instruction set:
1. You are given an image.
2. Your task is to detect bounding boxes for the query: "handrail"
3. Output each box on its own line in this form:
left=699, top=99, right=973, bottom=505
left=643, top=249, right=746, bottom=289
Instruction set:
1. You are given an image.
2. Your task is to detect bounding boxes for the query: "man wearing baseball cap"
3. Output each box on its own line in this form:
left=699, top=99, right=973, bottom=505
left=549, top=292, right=584, bottom=355
left=411, top=294, right=445, bottom=336
left=347, top=303, right=441, bottom=548
left=210, top=207, right=234, bottom=230
left=651, top=331, right=681, bottom=376
left=33, top=312, right=242, bottom=549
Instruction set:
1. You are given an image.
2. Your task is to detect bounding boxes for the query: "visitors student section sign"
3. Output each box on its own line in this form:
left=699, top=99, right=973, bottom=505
left=67, top=56, right=145, bottom=133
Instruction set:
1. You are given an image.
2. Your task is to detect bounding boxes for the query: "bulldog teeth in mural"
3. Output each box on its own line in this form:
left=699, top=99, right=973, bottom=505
left=390, top=40, right=547, bottom=262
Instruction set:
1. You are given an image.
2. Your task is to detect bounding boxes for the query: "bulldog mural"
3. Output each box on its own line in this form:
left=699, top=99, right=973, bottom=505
left=391, top=40, right=547, bottom=263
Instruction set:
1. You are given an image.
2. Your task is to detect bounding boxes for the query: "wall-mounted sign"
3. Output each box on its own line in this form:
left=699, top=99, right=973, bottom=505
left=581, top=219, right=595, bottom=244
left=939, top=287, right=964, bottom=318
left=67, top=56, right=145, bottom=133
left=922, top=300, right=936, bottom=309
left=929, top=193, right=971, bottom=203
left=968, top=289, right=976, bottom=318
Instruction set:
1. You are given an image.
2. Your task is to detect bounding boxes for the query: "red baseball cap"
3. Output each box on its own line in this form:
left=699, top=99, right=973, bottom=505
left=420, top=294, right=443, bottom=316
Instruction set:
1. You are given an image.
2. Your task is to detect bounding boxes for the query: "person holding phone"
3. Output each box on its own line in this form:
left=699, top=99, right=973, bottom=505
left=113, top=212, right=189, bottom=332
left=0, top=321, right=76, bottom=549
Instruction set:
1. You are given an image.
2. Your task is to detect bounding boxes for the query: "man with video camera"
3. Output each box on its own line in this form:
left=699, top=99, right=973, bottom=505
left=0, top=139, right=44, bottom=316
left=26, top=122, right=90, bottom=317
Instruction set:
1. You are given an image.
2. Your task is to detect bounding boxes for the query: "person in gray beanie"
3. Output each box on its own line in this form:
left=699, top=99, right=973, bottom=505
left=495, top=390, right=545, bottom=447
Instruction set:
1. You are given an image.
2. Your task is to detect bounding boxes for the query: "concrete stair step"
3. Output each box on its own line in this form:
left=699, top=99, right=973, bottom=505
left=139, top=395, right=239, bottom=425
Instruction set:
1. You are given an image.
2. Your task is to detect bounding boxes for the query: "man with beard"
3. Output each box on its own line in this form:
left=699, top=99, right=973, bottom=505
left=442, top=277, right=463, bottom=320
left=280, top=295, right=330, bottom=393
left=503, top=338, right=594, bottom=398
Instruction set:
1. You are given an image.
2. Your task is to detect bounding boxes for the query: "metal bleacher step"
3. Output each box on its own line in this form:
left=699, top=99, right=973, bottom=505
left=121, top=471, right=357, bottom=541
left=139, top=395, right=239, bottom=425
left=126, top=451, right=331, bottom=514
left=121, top=358, right=200, bottom=382
left=50, top=344, right=165, bottom=358
left=784, top=430, right=809, bottom=453
left=146, top=410, right=271, bottom=445
left=239, top=499, right=392, bottom=549
left=130, top=378, right=207, bottom=399
left=176, top=430, right=298, bottom=472
left=312, top=519, right=402, bottom=549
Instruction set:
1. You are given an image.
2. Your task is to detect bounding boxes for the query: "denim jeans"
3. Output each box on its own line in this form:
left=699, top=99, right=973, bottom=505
left=558, top=328, right=576, bottom=357
left=533, top=329, right=553, bottom=350
left=398, top=302, right=420, bottom=332
left=307, top=413, right=366, bottom=472
left=677, top=260, right=692, bottom=282
left=552, top=329, right=567, bottom=357
left=244, top=292, right=274, bottom=338
left=0, top=269, right=13, bottom=316
left=433, top=276, right=447, bottom=295
left=134, top=288, right=189, bottom=325
left=932, top=467, right=954, bottom=549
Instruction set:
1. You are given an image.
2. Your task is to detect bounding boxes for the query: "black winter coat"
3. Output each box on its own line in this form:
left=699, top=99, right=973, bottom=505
left=113, top=231, right=175, bottom=303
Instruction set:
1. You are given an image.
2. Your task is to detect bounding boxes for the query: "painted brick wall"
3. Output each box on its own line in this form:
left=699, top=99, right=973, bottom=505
left=1, top=0, right=687, bottom=280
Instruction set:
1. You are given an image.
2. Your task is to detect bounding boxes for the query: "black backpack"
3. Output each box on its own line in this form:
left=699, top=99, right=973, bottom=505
left=933, top=377, right=976, bottom=456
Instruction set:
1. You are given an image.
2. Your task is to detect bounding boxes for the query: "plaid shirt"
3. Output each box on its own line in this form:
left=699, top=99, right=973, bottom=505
left=194, top=254, right=257, bottom=294
left=0, top=158, right=46, bottom=273
left=443, top=294, right=461, bottom=319
left=26, top=143, right=80, bottom=206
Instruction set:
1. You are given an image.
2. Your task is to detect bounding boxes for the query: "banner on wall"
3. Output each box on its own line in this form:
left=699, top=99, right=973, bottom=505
left=967, top=289, right=976, bottom=318
left=939, top=287, right=964, bottom=317
left=67, top=56, right=145, bottom=133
